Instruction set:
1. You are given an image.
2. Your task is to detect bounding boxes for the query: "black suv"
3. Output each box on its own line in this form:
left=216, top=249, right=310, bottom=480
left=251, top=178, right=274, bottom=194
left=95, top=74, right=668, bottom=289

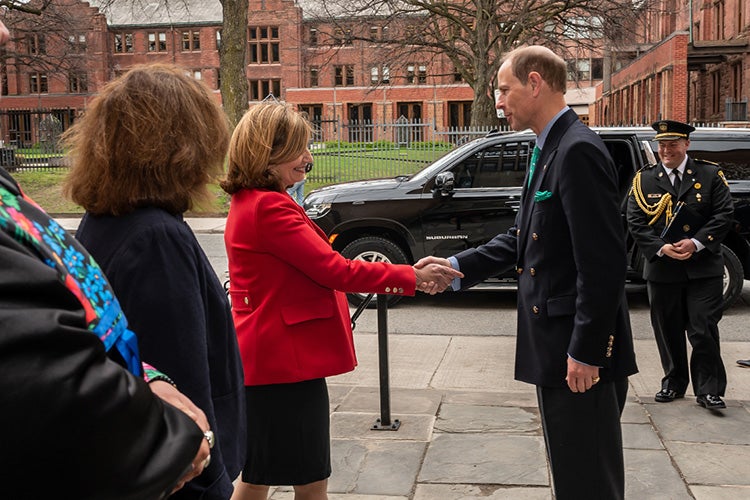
left=304, top=126, right=750, bottom=310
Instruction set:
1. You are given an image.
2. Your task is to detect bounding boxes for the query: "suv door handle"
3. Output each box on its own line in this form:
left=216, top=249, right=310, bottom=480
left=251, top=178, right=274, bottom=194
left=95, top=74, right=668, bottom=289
left=505, top=201, right=520, bottom=209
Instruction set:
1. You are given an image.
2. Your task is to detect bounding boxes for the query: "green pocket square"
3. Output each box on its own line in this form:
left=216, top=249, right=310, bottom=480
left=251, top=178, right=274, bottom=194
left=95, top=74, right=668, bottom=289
left=534, top=190, right=552, bottom=202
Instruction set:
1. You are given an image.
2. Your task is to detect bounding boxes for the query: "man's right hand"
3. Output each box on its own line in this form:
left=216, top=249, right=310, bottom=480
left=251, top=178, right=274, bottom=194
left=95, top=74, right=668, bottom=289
left=414, top=256, right=458, bottom=294
left=661, top=243, right=692, bottom=260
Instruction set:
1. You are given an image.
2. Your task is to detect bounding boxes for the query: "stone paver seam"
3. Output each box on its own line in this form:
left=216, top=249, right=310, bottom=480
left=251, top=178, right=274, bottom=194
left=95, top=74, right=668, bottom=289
left=410, top=392, right=447, bottom=500
left=426, top=336, right=455, bottom=390
left=633, top=393, right=693, bottom=491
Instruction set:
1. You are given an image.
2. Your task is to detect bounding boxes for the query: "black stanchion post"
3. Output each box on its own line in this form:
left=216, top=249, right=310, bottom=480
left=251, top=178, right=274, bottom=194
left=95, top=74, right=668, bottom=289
left=372, top=293, right=400, bottom=431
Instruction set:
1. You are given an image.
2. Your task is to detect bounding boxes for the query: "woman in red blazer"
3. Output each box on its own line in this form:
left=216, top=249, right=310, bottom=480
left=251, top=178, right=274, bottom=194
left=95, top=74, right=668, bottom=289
left=221, top=103, right=459, bottom=500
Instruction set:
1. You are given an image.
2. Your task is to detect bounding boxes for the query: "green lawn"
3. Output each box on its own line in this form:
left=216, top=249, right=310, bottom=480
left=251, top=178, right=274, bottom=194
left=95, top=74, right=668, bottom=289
left=8, top=145, right=452, bottom=215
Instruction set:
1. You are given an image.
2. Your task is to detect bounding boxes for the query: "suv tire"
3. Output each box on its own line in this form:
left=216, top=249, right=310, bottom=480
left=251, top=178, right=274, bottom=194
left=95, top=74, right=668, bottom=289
left=721, top=244, right=743, bottom=310
left=341, top=236, right=409, bottom=308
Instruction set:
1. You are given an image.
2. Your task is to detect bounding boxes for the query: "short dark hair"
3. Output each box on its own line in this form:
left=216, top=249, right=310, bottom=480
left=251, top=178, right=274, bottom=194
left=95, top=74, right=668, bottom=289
left=63, top=64, right=229, bottom=215
left=506, top=45, right=567, bottom=94
left=221, top=103, right=311, bottom=195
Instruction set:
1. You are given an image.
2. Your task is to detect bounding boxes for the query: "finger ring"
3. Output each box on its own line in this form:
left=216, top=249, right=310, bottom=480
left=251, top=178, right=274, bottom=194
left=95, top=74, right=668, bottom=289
left=202, top=454, right=211, bottom=469
left=592, top=377, right=600, bottom=384
left=203, top=430, right=215, bottom=449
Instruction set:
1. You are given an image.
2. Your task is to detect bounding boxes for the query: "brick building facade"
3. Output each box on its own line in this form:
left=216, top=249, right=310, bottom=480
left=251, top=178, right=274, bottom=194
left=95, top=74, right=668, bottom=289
left=593, top=0, right=749, bottom=125
left=2, top=0, right=746, bottom=148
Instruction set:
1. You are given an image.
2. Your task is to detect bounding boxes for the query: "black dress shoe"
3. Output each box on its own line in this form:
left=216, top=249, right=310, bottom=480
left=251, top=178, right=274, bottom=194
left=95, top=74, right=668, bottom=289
left=738, top=359, right=750, bottom=367
left=696, top=394, right=726, bottom=409
left=654, top=389, right=684, bottom=402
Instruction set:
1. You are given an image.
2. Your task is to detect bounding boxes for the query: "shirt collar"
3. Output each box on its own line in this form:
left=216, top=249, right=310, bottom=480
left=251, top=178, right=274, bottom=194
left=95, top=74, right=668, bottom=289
left=535, top=106, right=570, bottom=151
left=662, top=156, right=688, bottom=176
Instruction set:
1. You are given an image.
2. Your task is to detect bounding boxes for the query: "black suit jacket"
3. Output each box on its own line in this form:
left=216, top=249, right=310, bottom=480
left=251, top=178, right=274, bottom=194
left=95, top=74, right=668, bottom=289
left=626, top=157, right=734, bottom=282
left=454, top=109, right=638, bottom=387
left=0, top=168, right=203, bottom=499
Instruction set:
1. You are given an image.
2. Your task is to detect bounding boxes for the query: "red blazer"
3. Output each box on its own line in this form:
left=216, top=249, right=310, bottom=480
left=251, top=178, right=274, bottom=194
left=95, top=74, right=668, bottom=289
left=225, top=188, right=415, bottom=386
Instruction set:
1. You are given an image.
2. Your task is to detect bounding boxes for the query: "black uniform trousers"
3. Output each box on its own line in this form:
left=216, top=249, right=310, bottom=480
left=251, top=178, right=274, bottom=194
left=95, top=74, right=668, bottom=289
left=647, top=276, right=727, bottom=396
left=537, top=377, right=629, bottom=500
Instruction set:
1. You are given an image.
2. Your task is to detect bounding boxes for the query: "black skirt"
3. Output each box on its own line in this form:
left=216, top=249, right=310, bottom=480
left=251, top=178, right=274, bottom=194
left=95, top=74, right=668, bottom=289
left=241, top=378, right=331, bottom=486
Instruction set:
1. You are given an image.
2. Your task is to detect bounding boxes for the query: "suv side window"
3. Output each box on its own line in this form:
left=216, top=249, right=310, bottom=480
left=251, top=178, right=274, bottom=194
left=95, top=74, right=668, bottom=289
left=453, top=141, right=531, bottom=188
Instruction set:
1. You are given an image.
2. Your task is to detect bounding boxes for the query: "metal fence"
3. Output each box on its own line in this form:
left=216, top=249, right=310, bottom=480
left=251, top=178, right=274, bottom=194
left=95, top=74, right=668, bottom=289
left=0, top=111, right=507, bottom=180
left=306, top=119, right=506, bottom=184
left=0, top=108, right=74, bottom=171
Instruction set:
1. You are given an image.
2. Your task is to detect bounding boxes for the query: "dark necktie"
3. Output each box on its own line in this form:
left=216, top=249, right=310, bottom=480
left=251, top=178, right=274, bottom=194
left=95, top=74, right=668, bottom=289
left=673, top=170, right=681, bottom=193
left=527, top=146, right=541, bottom=188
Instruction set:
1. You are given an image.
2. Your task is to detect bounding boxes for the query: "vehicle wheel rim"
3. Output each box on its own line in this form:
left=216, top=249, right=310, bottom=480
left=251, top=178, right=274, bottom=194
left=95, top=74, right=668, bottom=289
left=723, top=265, right=729, bottom=296
left=353, top=251, right=392, bottom=301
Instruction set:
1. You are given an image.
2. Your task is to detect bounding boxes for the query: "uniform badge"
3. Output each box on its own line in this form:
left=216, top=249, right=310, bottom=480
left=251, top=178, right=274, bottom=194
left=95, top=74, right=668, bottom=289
left=696, top=193, right=702, bottom=202
left=694, top=182, right=701, bottom=189
left=687, top=169, right=693, bottom=175
left=647, top=193, right=663, bottom=199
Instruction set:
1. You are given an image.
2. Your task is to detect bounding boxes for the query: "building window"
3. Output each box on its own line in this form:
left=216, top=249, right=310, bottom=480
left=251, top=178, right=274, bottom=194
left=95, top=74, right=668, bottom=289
left=714, top=1, right=725, bottom=39
left=334, top=65, right=354, bottom=86
left=567, top=59, right=591, bottom=81
left=182, top=31, right=201, bottom=51
left=334, top=27, right=353, bottom=46
left=406, top=65, right=416, bottom=84
left=309, top=27, right=318, bottom=47
left=148, top=32, right=167, bottom=52
left=69, top=72, right=88, bottom=93
left=310, top=67, right=319, bottom=87
left=29, top=73, right=48, bottom=93
left=564, top=16, right=603, bottom=39
left=216, top=30, right=222, bottom=50
left=299, top=104, right=323, bottom=122
left=249, top=79, right=281, bottom=100
left=192, top=70, right=202, bottom=80
left=407, top=64, right=427, bottom=84
left=591, top=58, right=604, bottom=80
left=27, top=34, right=46, bottom=55
left=68, top=34, right=86, bottom=54
left=370, top=65, right=389, bottom=85
left=148, top=32, right=168, bottom=52
left=712, top=71, right=721, bottom=115
left=249, top=26, right=280, bottom=64
left=114, top=33, right=134, bottom=53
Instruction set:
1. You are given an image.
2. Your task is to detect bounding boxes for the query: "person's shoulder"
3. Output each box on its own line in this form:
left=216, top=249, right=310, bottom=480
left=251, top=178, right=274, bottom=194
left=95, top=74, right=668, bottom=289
left=691, top=157, right=720, bottom=169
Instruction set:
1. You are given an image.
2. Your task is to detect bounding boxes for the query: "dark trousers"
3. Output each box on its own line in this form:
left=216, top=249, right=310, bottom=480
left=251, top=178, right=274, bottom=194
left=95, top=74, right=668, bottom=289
left=537, top=378, right=629, bottom=500
left=647, top=277, right=727, bottom=396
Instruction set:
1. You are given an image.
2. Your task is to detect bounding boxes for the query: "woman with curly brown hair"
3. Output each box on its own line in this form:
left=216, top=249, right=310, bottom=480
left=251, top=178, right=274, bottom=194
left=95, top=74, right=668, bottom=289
left=63, top=63, right=246, bottom=500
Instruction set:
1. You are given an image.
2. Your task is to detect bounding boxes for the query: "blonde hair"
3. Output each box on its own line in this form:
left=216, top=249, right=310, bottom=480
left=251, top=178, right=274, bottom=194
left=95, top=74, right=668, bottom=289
left=63, top=63, right=229, bottom=215
left=221, top=103, right=311, bottom=194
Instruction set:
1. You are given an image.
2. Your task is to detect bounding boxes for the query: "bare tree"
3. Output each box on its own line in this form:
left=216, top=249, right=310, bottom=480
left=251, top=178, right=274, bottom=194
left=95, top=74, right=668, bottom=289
left=219, top=0, right=248, bottom=128
left=307, top=0, right=645, bottom=127
left=1, top=0, right=95, bottom=76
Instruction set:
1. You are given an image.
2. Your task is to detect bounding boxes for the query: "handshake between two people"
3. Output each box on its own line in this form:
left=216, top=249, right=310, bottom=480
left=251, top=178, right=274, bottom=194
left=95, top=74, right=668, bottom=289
left=412, top=256, right=461, bottom=295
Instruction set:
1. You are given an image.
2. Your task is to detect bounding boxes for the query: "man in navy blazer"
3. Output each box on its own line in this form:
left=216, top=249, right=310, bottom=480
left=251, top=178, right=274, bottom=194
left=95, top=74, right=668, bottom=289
left=417, top=46, right=638, bottom=499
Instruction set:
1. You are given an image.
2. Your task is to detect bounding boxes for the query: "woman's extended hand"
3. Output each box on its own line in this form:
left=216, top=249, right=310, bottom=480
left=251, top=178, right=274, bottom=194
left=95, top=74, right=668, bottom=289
left=413, top=258, right=463, bottom=295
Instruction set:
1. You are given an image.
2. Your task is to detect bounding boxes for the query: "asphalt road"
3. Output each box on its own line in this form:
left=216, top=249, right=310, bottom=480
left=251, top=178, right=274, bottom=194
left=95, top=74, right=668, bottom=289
left=197, top=233, right=750, bottom=342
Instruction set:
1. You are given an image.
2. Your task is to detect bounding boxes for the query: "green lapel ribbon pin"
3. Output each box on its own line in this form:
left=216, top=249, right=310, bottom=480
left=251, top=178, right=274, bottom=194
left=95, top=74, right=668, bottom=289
left=534, top=190, right=552, bottom=202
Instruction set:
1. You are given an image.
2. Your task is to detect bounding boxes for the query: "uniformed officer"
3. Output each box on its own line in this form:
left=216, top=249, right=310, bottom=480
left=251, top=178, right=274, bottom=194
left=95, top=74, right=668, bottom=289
left=627, top=119, right=734, bottom=410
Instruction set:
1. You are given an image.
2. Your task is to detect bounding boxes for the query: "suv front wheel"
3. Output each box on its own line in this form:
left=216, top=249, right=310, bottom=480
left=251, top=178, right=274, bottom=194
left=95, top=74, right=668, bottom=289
left=341, top=236, right=409, bottom=308
left=721, top=243, right=743, bottom=310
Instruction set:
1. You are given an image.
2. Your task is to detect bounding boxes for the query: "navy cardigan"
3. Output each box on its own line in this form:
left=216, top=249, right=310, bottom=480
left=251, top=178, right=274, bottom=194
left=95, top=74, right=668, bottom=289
left=77, top=207, right=246, bottom=500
